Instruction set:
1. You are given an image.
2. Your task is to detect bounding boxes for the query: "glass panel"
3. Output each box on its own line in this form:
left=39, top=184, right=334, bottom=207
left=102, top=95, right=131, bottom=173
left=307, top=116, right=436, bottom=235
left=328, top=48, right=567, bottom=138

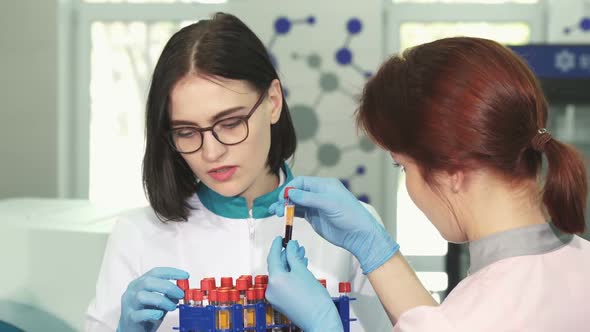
left=400, top=22, right=530, bottom=51
left=396, top=172, right=448, bottom=256
left=89, top=20, right=188, bottom=206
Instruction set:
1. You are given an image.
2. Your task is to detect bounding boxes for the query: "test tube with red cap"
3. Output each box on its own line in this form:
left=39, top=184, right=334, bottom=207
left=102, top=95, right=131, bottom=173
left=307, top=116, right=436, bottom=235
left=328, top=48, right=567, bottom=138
left=318, top=278, right=327, bottom=288
left=190, top=289, right=203, bottom=307
left=230, top=289, right=240, bottom=305
left=254, top=275, right=269, bottom=287
left=339, top=281, right=351, bottom=297
left=200, top=278, right=216, bottom=306
left=245, top=288, right=258, bottom=328
left=283, top=186, right=295, bottom=248
left=216, top=289, right=232, bottom=330
left=176, top=279, right=189, bottom=305
left=236, top=277, right=249, bottom=305
left=209, top=289, right=219, bottom=306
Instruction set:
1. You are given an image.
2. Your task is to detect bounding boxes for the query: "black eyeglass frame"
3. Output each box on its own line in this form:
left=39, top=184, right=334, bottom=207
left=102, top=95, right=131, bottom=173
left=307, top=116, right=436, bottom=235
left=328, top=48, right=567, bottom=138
left=167, top=91, right=268, bottom=154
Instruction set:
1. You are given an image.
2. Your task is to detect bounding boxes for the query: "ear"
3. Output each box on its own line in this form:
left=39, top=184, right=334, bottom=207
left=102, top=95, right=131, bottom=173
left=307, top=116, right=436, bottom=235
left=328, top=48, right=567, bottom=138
left=267, top=79, right=283, bottom=125
left=449, top=170, right=465, bottom=194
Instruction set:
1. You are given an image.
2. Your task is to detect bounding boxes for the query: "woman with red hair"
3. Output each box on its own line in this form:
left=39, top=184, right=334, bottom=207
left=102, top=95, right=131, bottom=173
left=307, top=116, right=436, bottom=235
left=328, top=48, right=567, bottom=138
left=265, top=37, right=590, bottom=331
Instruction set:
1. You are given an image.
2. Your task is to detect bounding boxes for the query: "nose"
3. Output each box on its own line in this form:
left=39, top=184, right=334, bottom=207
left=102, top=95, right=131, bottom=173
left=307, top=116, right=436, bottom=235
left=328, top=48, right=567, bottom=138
left=200, top=131, right=227, bottom=162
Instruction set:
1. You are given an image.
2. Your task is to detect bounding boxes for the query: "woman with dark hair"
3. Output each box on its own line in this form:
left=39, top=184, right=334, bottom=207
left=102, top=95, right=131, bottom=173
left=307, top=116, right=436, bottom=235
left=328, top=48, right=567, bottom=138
left=85, top=13, right=390, bottom=332
left=266, top=37, right=590, bottom=331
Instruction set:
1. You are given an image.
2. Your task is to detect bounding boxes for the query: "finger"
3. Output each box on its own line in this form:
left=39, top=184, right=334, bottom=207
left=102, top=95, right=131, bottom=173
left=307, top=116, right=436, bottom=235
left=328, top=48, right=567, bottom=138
left=297, top=245, right=306, bottom=259
left=285, top=240, right=307, bottom=272
left=146, top=267, right=189, bottom=280
left=284, top=176, right=327, bottom=193
left=287, top=188, right=337, bottom=211
left=136, top=290, right=178, bottom=311
left=268, top=202, right=285, bottom=217
left=141, top=276, right=185, bottom=299
left=267, top=236, right=287, bottom=275
left=129, top=309, right=165, bottom=323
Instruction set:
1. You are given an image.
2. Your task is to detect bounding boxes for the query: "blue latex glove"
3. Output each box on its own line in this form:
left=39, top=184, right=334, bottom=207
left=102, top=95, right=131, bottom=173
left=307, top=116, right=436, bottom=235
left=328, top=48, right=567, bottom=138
left=266, top=236, right=343, bottom=332
left=118, top=267, right=189, bottom=332
left=269, top=176, right=399, bottom=274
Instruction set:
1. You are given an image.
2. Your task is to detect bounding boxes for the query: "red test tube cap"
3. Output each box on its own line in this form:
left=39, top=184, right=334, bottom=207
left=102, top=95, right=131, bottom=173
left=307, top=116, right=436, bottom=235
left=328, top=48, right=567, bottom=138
left=191, top=289, right=203, bottom=301
left=254, top=275, right=267, bottom=286
left=220, top=277, right=233, bottom=288
left=254, top=287, right=265, bottom=300
left=218, top=289, right=229, bottom=303
left=209, top=289, right=218, bottom=302
left=176, top=279, right=189, bottom=291
left=318, top=279, right=327, bottom=288
left=230, top=289, right=240, bottom=303
left=246, top=288, right=257, bottom=301
left=239, top=275, right=253, bottom=287
left=284, top=186, right=295, bottom=199
left=339, top=282, right=351, bottom=293
left=236, top=278, right=249, bottom=291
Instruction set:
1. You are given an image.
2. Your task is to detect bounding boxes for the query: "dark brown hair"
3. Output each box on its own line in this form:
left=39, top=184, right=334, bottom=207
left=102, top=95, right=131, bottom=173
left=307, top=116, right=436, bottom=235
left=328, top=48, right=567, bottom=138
left=143, top=13, right=296, bottom=221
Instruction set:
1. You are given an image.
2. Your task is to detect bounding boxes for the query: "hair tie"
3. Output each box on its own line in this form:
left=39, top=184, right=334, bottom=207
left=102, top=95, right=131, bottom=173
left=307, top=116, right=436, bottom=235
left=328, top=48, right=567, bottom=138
left=531, top=128, right=552, bottom=152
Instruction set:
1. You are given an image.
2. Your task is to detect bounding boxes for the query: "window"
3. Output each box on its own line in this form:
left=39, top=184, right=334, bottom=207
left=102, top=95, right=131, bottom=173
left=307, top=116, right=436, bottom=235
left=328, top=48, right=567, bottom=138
left=71, top=1, right=221, bottom=204
left=400, top=22, right=530, bottom=51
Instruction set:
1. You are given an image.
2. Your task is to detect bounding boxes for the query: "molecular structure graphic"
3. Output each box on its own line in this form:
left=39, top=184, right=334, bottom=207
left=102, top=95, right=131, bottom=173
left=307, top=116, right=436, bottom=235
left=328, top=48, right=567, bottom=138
left=563, top=17, right=590, bottom=34
left=266, top=16, right=376, bottom=204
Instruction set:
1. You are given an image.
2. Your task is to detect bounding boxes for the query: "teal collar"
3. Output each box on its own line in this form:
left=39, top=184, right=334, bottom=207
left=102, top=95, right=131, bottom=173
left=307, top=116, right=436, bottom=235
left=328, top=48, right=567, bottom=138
left=196, top=163, right=294, bottom=219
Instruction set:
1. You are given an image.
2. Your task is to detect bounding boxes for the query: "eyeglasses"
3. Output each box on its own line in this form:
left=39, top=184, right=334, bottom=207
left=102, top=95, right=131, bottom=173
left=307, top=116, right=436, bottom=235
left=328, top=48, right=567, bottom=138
left=168, top=92, right=267, bottom=154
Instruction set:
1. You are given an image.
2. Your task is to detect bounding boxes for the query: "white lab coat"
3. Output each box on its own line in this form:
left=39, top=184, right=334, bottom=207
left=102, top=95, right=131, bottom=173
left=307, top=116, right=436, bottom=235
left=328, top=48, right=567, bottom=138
left=394, top=224, right=590, bottom=332
left=85, top=168, right=392, bottom=332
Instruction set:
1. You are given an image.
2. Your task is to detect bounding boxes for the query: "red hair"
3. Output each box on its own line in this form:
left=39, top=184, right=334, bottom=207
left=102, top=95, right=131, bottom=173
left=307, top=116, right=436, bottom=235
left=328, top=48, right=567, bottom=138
left=357, top=37, right=587, bottom=234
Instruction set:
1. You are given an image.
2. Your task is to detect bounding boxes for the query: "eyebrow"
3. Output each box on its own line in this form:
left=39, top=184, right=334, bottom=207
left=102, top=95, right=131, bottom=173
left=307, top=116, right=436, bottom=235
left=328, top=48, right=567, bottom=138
left=170, top=106, right=246, bottom=127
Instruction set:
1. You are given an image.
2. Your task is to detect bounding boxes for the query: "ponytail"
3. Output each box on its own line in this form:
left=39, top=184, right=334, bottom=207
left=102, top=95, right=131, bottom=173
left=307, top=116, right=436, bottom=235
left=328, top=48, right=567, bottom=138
left=542, top=139, right=588, bottom=234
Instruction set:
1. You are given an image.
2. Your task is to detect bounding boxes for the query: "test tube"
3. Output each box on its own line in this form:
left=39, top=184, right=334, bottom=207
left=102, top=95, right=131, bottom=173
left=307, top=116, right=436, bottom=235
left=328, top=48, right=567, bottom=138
left=176, top=279, right=189, bottom=305
left=190, top=289, right=203, bottom=307
left=230, top=289, right=240, bottom=305
left=216, top=289, right=232, bottom=330
left=209, top=289, right=219, bottom=306
left=339, top=281, right=351, bottom=297
left=283, top=186, right=295, bottom=248
left=201, top=278, right=215, bottom=306
left=256, top=286, right=274, bottom=330
left=236, top=278, right=249, bottom=305
left=245, top=288, right=258, bottom=328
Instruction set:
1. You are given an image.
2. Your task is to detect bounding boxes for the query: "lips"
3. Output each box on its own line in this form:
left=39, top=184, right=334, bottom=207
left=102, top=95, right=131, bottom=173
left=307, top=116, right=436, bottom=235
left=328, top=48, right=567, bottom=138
left=208, top=166, right=238, bottom=182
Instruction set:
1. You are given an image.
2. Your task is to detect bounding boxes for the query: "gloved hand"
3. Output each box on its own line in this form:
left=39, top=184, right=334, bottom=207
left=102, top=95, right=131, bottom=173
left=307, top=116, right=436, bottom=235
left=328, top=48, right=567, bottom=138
left=266, top=236, right=343, bottom=332
left=269, top=176, right=399, bottom=274
left=118, top=267, right=189, bottom=332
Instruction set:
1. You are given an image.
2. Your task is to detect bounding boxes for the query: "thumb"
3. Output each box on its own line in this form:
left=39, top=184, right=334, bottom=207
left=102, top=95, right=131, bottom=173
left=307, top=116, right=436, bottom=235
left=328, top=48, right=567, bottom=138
left=285, top=240, right=308, bottom=273
left=267, top=236, right=287, bottom=275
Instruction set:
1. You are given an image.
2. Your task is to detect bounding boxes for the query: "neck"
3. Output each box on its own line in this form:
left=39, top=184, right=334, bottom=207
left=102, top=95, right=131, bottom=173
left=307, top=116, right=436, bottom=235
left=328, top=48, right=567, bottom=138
left=460, top=178, right=547, bottom=242
left=241, top=167, right=279, bottom=210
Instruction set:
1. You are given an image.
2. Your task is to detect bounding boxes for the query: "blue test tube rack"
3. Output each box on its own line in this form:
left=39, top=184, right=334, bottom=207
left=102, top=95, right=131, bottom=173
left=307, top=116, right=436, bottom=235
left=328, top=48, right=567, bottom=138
left=174, top=296, right=356, bottom=332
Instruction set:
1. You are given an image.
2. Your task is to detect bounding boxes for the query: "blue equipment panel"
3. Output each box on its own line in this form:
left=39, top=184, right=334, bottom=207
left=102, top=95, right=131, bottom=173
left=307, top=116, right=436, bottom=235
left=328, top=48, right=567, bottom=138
left=509, top=45, right=590, bottom=79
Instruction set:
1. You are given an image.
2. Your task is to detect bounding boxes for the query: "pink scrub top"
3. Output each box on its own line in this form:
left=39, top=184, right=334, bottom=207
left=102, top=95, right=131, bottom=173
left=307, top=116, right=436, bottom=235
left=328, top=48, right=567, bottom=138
left=394, top=224, right=590, bottom=332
